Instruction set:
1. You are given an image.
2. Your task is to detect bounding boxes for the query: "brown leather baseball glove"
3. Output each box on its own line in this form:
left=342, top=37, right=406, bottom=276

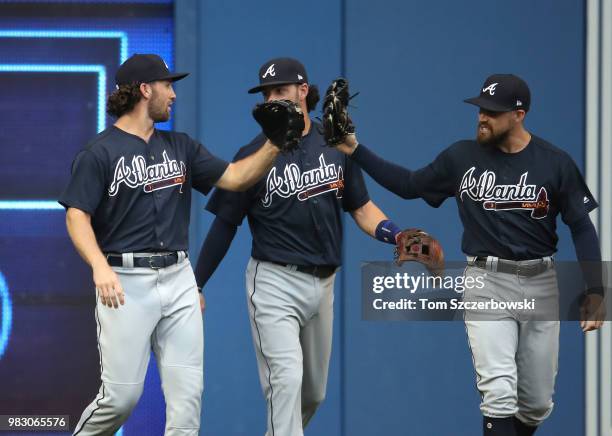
left=395, top=229, right=444, bottom=276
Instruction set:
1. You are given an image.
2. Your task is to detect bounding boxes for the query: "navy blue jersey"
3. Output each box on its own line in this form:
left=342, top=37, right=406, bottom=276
left=206, top=123, right=370, bottom=266
left=399, top=135, right=597, bottom=259
left=59, top=126, right=229, bottom=253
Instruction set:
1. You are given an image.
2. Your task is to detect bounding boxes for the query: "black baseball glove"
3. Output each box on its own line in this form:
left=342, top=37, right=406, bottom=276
left=321, top=78, right=357, bottom=145
left=252, top=99, right=305, bottom=152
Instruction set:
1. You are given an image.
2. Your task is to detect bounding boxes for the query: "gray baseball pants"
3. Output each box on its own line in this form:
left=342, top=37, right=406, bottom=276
left=463, top=256, right=560, bottom=427
left=73, top=253, right=203, bottom=436
left=245, top=258, right=336, bottom=436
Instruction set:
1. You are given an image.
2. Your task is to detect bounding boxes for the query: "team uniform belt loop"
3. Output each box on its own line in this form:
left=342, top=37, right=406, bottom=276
left=121, top=252, right=134, bottom=268
left=467, top=255, right=553, bottom=277
left=106, top=251, right=187, bottom=269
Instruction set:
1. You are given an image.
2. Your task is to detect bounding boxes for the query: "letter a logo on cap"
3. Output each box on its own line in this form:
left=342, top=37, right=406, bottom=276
left=262, top=64, right=276, bottom=78
left=483, top=83, right=498, bottom=95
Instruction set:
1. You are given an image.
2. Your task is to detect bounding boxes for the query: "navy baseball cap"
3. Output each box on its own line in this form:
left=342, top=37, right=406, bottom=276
left=464, top=74, right=531, bottom=112
left=115, top=54, right=189, bottom=86
left=248, top=57, right=308, bottom=94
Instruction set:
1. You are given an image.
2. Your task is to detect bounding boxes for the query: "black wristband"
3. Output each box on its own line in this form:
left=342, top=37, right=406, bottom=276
left=586, top=287, right=604, bottom=296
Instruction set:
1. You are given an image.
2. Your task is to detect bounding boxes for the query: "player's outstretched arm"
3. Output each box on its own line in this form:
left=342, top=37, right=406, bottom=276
left=215, top=140, right=280, bottom=192
left=65, top=207, right=124, bottom=309
left=322, top=79, right=452, bottom=203
left=215, top=99, right=305, bottom=192
left=194, top=216, right=238, bottom=293
left=337, top=134, right=418, bottom=200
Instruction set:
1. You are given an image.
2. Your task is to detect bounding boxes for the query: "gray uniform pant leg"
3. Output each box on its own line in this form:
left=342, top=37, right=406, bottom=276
left=74, top=258, right=203, bottom=436
left=464, top=265, right=559, bottom=427
left=300, top=273, right=334, bottom=428
left=153, top=260, right=204, bottom=436
left=515, top=319, right=559, bottom=426
left=245, top=258, right=335, bottom=436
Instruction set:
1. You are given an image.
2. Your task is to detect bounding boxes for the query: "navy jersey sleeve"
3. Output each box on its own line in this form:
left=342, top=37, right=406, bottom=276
left=58, top=150, right=106, bottom=215
left=205, top=143, right=259, bottom=226
left=408, top=147, right=457, bottom=207
left=351, top=143, right=456, bottom=207
left=191, top=139, right=230, bottom=195
left=342, top=155, right=370, bottom=211
left=558, top=155, right=598, bottom=226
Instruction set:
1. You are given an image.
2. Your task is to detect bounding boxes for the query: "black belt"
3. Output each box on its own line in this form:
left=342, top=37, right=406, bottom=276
left=472, top=256, right=552, bottom=277
left=106, top=252, right=185, bottom=269
left=270, top=261, right=336, bottom=279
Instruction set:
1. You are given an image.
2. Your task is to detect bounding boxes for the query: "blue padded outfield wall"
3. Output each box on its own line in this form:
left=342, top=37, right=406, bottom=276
left=176, top=1, right=587, bottom=435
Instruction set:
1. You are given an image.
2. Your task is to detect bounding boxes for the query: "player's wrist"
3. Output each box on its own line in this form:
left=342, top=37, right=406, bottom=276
left=91, top=256, right=110, bottom=270
left=264, top=139, right=281, bottom=153
left=375, top=219, right=401, bottom=244
left=345, top=134, right=359, bottom=153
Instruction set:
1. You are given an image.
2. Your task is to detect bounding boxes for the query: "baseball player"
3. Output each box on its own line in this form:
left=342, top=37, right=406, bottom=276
left=331, top=74, right=605, bottom=435
left=59, top=54, right=288, bottom=436
left=194, top=57, right=410, bottom=436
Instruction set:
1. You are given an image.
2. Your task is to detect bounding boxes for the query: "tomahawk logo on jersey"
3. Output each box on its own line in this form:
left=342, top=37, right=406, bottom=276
left=262, top=154, right=344, bottom=207
left=459, top=167, right=549, bottom=219
left=109, top=150, right=187, bottom=196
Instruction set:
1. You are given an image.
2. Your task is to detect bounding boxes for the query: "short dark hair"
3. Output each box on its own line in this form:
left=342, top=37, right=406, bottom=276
left=306, top=84, right=320, bottom=113
left=106, top=83, right=142, bottom=118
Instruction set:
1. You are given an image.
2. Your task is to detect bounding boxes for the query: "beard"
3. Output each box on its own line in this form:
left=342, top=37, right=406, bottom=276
left=290, top=87, right=300, bottom=104
left=148, top=92, right=171, bottom=122
left=476, top=123, right=510, bottom=147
